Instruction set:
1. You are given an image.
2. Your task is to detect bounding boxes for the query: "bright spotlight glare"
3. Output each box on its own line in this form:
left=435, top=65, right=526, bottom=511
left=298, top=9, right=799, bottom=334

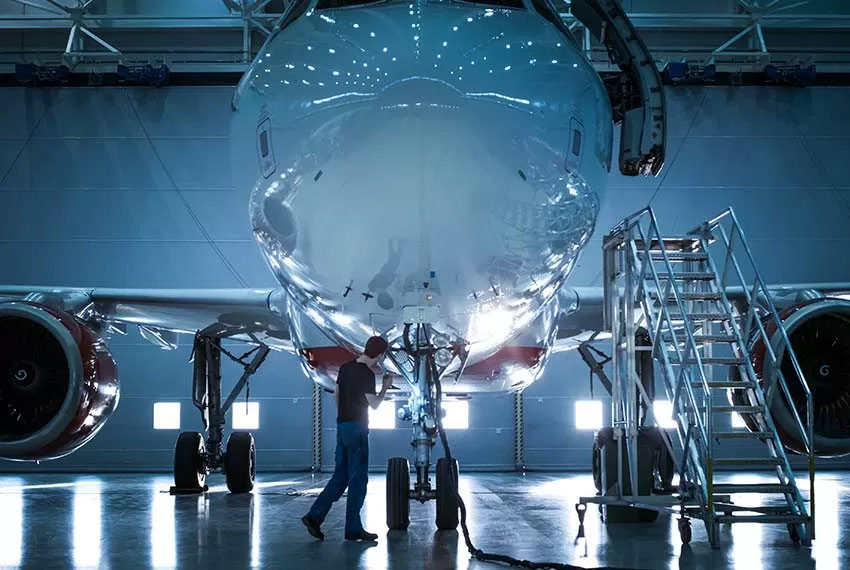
left=468, top=307, right=514, bottom=344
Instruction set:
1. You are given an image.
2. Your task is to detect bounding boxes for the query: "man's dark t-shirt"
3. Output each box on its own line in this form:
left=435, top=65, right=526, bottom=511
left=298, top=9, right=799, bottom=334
left=336, top=360, right=376, bottom=425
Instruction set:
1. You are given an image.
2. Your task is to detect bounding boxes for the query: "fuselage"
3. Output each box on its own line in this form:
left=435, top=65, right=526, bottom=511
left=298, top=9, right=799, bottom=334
left=230, top=0, right=613, bottom=394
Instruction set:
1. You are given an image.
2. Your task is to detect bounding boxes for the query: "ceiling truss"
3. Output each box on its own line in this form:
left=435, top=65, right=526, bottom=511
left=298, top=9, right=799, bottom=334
left=0, top=0, right=849, bottom=74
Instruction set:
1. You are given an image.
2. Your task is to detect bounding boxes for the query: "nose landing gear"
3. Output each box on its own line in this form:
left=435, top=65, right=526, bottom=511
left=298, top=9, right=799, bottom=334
left=383, top=322, right=464, bottom=531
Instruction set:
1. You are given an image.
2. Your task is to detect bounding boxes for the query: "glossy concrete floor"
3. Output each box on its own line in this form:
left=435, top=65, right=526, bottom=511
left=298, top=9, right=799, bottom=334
left=0, top=471, right=846, bottom=570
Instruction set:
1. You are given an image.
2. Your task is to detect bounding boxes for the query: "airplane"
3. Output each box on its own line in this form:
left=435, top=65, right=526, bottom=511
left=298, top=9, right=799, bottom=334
left=1, top=0, right=849, bottom=533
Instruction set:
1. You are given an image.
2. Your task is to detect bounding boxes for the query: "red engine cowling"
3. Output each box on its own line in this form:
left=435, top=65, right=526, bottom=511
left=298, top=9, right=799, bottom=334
left=0, top=302, right=119, bottom=461
left=731, top=298, right=850, bottom=457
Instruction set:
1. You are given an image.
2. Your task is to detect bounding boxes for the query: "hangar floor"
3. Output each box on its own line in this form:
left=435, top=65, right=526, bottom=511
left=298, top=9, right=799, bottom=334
left=0, top=471, right=845, bottom=569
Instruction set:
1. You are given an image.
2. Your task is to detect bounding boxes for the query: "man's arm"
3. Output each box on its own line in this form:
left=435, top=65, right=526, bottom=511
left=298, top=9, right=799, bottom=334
left=365, top=373, right=393, bottom=410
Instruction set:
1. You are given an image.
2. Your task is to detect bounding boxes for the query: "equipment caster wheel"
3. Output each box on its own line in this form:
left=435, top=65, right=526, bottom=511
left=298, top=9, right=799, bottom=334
left=678, top=518, right=692, bottom=545
left=174, top=432, right=208, bottom=491
left=224, top=432, right=256, bottom=493
left=386, top=457, right=410, bottom=530
left=436, top=457, right=460, bottom=530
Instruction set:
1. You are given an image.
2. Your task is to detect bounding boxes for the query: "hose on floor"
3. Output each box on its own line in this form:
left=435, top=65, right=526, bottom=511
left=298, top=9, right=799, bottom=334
left=432, top=367, right=636, bottom=570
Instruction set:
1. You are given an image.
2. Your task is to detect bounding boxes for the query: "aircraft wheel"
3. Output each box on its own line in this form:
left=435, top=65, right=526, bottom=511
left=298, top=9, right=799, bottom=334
left=436, top=457, right=460, bottom=530
left=174, top=431, right=207, bottom=490
left=225, top=432, right=256, bottom=493
left=386, top=457, right=410, bottom=530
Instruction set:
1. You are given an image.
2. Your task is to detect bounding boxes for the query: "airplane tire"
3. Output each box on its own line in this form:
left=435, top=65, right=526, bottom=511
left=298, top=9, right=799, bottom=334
left=435, top=457, right=459, bottom=530
left=225, top=432, right=256, bottom=493
left=174, top=431, right=207, bottom=490
left=386, top=457, right=410, bottom=530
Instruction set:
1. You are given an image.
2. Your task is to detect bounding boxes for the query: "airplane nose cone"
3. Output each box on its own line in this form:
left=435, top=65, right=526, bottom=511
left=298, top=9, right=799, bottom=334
left=233, top=0, right=614, bottom=353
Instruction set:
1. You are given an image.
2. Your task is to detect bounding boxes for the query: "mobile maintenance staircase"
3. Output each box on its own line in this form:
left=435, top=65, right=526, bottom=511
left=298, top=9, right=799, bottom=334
left=582, top=207, right=815, bottom=548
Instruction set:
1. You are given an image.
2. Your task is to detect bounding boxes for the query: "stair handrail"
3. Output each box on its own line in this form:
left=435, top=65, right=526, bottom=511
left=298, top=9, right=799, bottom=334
left=690, top=209, right=814, bottom=457
left=695, top=233, right=811, bottom=522
left=691, top=208, right=814, bottom=532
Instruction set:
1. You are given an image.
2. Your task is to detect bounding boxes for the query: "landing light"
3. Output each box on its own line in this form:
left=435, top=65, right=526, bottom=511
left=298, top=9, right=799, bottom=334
left=433, top=333, right=451, bottom=348
left=435, top=348, right=453, bottom=367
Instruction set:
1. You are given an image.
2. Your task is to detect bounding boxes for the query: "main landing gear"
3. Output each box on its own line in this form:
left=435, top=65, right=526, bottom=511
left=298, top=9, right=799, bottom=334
left=170, top=334, right=269, bottom=495
left=384, top=323, right=463, bottom=531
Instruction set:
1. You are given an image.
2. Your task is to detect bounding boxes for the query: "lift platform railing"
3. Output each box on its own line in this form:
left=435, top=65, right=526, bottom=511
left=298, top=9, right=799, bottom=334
left=603, top=207, right=714, bottom=511
left=689, top=208, right=815, bottom=535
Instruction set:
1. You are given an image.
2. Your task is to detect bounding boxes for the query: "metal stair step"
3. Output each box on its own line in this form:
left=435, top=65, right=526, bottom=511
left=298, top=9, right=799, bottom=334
left=714, top=505, right=802, bottom=514
left=677, top=356, right=746, bottom=365
left=713, top=483, right=794, bottom=494
left=711, top=405, right=764, bottom=413
left=644, top=251, right=708, bottom=261
left=635, top=237, right=701, bottom=249
left=714, top=457, right=783, bottom=466
left=662, top=333, right=738, bottom=343
left=693, top=334, right=737, bottom=342
left=714, top=514, right=809, bottom=524
left=713, top=431, right=774, bottom=439
left=668, top=312, right=731, bottom=321
left=650, top=291, right=722, bottom=301
left=690, top=381, right=756, bottom=389
left=653, top=272, right=716, bottom=281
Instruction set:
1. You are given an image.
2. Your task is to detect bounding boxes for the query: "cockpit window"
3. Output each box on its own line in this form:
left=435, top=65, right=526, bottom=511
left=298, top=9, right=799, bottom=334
left=315, top=0, right=388, bottom=9
left=528, top=0, right=578, bottom=47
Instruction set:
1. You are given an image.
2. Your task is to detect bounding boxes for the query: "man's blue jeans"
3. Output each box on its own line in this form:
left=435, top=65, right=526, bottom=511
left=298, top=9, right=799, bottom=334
left=307, top=421, right=369, bottom=535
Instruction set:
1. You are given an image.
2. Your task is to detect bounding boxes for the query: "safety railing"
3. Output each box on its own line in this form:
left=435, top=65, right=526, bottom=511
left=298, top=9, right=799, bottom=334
left=603, top=207, right=714, bottom=509
left=689, top=208, right=814, bottom=528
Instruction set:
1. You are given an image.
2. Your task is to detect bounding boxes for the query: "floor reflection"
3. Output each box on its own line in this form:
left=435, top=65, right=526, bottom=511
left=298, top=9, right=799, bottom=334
left=0, top=477, right=23, bottom=568
left=72, top=479, right=102, bottom=569
left=0, top=471, right=846, bottom=569
left=150, top=484, right=176, bottom=568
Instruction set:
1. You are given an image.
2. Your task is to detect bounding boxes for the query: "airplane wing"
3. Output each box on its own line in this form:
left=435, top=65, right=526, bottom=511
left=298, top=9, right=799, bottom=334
left=0, top=286, right=292, bottom=350
left=554, top=283, right=850, bottom=350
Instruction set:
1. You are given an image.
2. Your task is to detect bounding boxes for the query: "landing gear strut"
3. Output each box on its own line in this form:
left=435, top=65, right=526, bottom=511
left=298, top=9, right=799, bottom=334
left=384, top=323, right=463, bottom=531
left=170, top=334, right=269, bottom=494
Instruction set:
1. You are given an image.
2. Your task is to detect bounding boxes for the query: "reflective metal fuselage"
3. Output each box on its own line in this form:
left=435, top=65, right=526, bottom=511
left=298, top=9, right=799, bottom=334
left=231, top=0, right=613, bottom=394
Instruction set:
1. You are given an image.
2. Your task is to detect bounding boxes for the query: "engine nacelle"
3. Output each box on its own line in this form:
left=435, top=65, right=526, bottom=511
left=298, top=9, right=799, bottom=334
left=731, top=298, right=850, bottom=457
left=0, top=302, right=119, bottom=461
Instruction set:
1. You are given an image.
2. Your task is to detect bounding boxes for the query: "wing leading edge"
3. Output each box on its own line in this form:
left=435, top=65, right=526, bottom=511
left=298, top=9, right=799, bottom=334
left=0, top=286, right=292, bottom=350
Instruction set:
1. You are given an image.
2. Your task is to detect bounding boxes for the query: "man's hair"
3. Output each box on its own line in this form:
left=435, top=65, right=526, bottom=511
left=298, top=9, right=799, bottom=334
left=364, top=336, right=388, bottom=358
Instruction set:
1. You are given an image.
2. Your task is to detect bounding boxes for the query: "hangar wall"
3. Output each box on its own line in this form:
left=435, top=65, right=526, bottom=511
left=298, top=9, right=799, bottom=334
left=0, top=85, right=848, bottom=472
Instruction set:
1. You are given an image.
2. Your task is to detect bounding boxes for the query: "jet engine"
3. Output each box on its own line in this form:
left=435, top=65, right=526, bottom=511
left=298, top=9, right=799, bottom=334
left=0, top=302, right=119, bottom=461
left=731, top=298, right=850, bottom=457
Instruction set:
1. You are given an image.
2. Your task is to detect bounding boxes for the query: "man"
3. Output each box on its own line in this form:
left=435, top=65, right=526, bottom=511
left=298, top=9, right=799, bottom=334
left=301, top=335, right=393, bottom=541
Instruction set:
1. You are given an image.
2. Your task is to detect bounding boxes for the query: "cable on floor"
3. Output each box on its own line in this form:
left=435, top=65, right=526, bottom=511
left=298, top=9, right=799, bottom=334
left=433, top=366, right=640, bottom=570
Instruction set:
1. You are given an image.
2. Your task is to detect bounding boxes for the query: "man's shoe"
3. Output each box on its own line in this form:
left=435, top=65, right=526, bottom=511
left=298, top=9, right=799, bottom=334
left=301, top=515, right=324, bottom=540
left=345, top=530, right=378, bottom=541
